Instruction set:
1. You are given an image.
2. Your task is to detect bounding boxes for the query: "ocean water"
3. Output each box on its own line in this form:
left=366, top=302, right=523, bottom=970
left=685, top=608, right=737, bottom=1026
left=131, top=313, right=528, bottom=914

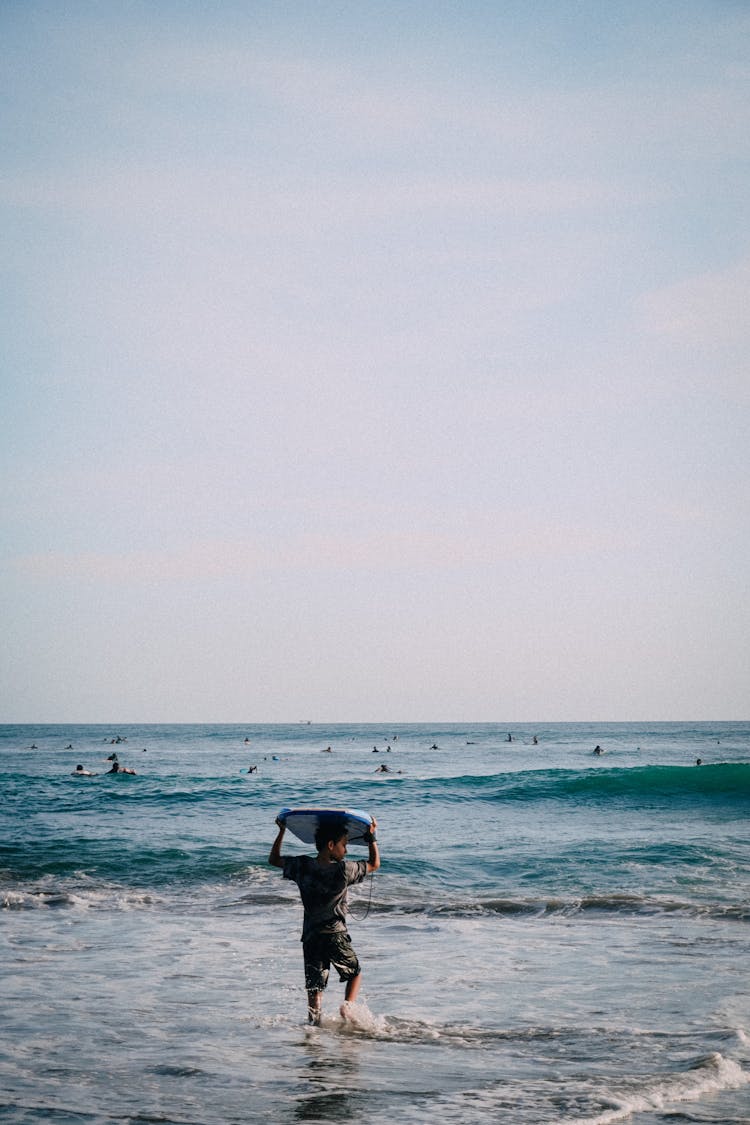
left=1, top=721, right=749, bottom=1125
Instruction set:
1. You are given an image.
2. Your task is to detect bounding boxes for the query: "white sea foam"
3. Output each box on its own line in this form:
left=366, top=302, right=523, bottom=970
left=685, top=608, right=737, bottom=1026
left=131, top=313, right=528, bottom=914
left=0, top=881, right=160, bottom=912
left=1, top=889, right=52, bottom=910
left=566, top=1052, right=750, bottom=1125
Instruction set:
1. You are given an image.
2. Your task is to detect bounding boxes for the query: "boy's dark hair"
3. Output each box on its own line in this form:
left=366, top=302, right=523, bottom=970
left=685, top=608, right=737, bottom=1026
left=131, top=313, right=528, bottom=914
left=314, top=815, right=348, bottom=852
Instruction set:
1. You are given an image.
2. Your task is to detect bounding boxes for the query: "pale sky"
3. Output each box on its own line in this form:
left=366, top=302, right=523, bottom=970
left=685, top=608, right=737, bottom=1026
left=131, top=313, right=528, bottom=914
left=1, top=1, right=748, bottom=722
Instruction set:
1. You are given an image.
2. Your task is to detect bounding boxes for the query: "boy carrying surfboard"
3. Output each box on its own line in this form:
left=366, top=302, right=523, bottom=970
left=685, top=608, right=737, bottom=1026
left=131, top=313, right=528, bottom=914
left=269, top=811, right=379, bottom=1025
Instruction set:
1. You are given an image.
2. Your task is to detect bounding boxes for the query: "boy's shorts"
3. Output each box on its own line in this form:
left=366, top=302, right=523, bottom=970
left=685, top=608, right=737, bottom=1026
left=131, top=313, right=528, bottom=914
left=302, top=930, right=360, bottom=992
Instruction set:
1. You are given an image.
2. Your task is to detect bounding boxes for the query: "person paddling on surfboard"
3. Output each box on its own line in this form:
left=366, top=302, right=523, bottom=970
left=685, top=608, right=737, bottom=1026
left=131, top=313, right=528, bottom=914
left=269, top=813, right=379, bottom=1026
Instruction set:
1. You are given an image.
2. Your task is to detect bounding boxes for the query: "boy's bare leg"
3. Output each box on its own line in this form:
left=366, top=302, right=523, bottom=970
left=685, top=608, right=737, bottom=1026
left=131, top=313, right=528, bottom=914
left=340, top=972, right=362, bottom=1018
left=344, top=973, right=361, bottom=1003
left=307, top=990, right=322, bottom=1025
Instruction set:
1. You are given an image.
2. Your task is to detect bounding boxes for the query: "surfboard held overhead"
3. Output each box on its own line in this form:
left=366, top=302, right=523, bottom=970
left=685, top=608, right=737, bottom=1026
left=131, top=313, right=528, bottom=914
left=278, top=807, right=373, bottom=847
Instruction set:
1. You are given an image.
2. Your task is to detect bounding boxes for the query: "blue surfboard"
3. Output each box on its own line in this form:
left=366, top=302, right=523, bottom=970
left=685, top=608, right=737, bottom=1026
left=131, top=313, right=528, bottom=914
left=278, top=807, right=373, bottom=847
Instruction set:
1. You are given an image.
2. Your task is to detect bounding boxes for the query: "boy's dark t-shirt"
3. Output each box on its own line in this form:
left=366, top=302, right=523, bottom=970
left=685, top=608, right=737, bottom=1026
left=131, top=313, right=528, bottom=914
left=283, top=856, right=368, bottom=941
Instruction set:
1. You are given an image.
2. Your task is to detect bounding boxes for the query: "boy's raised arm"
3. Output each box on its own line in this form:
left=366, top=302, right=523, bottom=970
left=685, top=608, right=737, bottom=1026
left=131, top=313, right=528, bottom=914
left=365, top=816, right=380, bottom=874
left=269, top=818, right=285, bottom=868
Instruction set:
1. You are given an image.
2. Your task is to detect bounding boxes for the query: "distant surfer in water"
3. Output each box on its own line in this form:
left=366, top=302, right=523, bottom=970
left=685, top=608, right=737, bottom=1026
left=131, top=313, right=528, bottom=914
left=107, top=760, right=136, bottom=775
left=269, top=813, right=380, bottom=1026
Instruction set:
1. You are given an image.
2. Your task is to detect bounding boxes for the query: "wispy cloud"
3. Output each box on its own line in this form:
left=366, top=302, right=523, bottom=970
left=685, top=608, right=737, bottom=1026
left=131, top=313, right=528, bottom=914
left=638, top=257, right=750, bottom=347
left=11, top=511, right=664, bottom=588
left=0, top=164, right=635, bottom=229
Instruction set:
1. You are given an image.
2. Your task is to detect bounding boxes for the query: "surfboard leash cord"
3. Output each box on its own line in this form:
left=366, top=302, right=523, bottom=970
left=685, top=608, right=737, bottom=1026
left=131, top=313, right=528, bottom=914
left=348, top=871, right=375, bottom=921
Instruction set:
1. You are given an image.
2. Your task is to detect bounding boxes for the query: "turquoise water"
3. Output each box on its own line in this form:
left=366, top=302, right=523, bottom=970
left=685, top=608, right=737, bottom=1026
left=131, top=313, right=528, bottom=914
left=1, top=722, right=749, bottom=1123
